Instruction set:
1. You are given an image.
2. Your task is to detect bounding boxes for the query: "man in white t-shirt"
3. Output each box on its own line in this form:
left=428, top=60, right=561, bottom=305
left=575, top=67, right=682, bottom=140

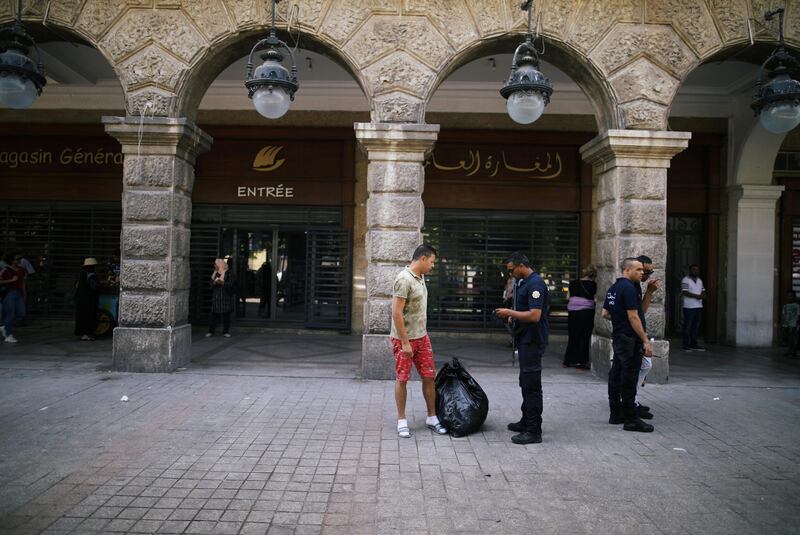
left=681, top=264, right=706, bottom=351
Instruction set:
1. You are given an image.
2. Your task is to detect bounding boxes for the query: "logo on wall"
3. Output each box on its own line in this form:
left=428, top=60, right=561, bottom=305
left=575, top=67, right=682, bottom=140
left=252, top=145, right=286, bottom=172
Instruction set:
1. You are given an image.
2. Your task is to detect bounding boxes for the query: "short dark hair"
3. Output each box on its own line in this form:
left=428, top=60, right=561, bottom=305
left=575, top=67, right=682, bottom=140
left=412, top=244, right=437, bottom=260
left=621, top=257, right=641, bottom=272
left=689, top=264, right=700, bottom=270
left=636, top=255, right=653, bottom=265
left=505, top=251, right=530, bottom=267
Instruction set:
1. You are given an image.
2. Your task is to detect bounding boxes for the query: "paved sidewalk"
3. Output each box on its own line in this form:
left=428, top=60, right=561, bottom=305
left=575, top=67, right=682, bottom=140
left=0, top=326, right=798, bottom=534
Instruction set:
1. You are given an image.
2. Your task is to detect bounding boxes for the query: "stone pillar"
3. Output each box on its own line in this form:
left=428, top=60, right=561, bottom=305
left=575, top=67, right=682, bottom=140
left=726, top=185, right=784, bottom=346
left=580, top=130, right=691, bottom=384
left=103, top=116, right=212, bottom=372
left=354, top=123, right=439, bottom=380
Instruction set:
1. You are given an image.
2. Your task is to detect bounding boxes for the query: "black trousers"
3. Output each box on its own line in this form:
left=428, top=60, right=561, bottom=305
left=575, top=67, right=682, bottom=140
left=208, top=312, right=231, bottom=334
left=608, top=334, right=643, bottom=422
left=518, top=342, right=544, bottom=434
left=564, top=309, right=594, bottom=366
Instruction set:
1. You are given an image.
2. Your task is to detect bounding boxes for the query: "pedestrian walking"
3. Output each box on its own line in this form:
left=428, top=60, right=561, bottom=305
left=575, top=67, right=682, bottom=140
left=74, top=258, right=101, bottom=341
left=390, top=244, right=448, bottom=438
left=601, top=257, right=654, bottom=433
left=495, top=252, right=549, bottom=444
left=781, top=290, right=799, bottom=356
left=206, top=258, right=236, bottom=338
left=681, top=264, right=706, bottom=351
left=562, top=265, right=596, bottom=369
left=0, top=254, right=26, bottom=344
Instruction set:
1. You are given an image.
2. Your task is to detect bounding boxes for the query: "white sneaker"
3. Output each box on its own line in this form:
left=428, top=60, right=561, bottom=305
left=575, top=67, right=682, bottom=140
left=223, top=333, right=231, bottom=338
left=204, top=332, right=213, bottom=338
left=4, top=335, right=17, bottom=343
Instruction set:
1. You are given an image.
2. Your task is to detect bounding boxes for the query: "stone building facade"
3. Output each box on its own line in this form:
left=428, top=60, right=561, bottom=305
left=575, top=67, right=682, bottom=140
left=0, top=0, right=796, bottom=379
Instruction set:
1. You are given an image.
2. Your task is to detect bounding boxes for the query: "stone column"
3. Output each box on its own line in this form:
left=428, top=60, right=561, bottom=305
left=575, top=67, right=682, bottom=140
left=580, top=130, right=691, bottom=384
left=103, top=116, right=212, bottom=372
left=726, top=185, right=784, bottom=346
left=354, top=123, right=439, bottom=380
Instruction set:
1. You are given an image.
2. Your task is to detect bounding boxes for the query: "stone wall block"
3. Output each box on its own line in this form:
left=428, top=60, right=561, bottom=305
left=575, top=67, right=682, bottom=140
left=644, top=304, right=665, bottom=339
left=367, top=230, right=421, bottom=264
left=366, top=264, right=403, bottom=299
left=124, top=191, right=172, bottom=222
left=173, top=193, right=192, bottom=224
left=183, top=0, right=232, bottom=42
left=589, top=24, right=696, bottom=78
left=123, top=260, right=170, bottom=291
left=367, top=195, right=423, bottom=229
left=320, top=0, right=398, bottom=44
left=118, top=45, right=186, bottom=90
left=364, top=298, right=392, bottom=334
left=619, top=201, right=666, bottom=235
left=122, top=226, right=169, bottom=258
left=618, top=237, right=667, bottom=264
left=124, top=155, right=177, bottom=188
left=595, top=238, right=618, bottom=269
left=404, top=0, right=479, bottom=48
left=620, top=99, right=669, bottom=130
left=594, top=310, right=612, bottom=337
left=119, top=292, right=169, bottom=326
left=367, top=162, right=424, bottom=193
left=570, top=0, right=642, bottom=53
left=590, top=334, right=613, bottom=380
left=112, top=324, right=191, bottom=372
left=373, top=93, right=425, bottom=124
left=609, top=58, right=679, bottom=106
left=708, top=0, right=748, bottom=43
left=344, top=16, right=452, bottom=71
left=169, top=290, right=189, bottom=326
left=617, top=167, right=666, bottom=200
left=362, top=52, right=436, bottom=98
left=361, top=333, right=395, bottom=379
left=597, top=170, right=619, bottom=203
left=597, top=204, right=619, bottom=237
left=466, top=0, right=505, bottom=36
left=646, top=0, right=722, bottom=57
left=172, top=227, right=191, bottom=257
left=75, top=0, right=128, bottom=39
left=102, top=9, right=205, bottom=63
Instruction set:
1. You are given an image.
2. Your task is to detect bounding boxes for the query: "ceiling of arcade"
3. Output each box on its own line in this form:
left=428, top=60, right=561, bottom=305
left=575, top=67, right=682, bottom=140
left=0, top=0, right=796, bottom=129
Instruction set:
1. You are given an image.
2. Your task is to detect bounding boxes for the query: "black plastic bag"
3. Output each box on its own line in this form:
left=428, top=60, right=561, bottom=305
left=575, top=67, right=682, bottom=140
left=435, top=358, right=489, bottom=437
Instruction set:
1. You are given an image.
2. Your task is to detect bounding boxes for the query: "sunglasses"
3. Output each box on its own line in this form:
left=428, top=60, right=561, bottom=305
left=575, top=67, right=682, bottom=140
left=642, top=270, right=654, bottom=275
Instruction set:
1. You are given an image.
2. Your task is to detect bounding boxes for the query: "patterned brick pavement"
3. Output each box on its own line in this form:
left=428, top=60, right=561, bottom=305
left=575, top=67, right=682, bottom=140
left=0, top=327, right=798, bottom=534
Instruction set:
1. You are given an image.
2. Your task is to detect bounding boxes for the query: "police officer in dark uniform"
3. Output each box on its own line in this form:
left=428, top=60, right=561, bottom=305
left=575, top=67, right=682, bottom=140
left=601, top=257, right=654, bottom=433
left=495, top=252, right=549, bottom=445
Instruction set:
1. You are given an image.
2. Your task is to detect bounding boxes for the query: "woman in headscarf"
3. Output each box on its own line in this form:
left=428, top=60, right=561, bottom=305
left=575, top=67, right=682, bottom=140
left=75, top=257, right=101, bottom=341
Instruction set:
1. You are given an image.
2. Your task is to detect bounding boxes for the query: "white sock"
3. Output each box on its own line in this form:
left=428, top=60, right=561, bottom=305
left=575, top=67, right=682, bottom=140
left=426, top=415, right=440, bottom=426
left=397, top=419, right=408, bottom=430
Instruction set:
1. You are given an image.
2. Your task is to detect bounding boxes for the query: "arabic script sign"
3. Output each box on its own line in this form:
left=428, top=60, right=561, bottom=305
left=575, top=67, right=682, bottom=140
left=425, top=144, right=573, bottom=181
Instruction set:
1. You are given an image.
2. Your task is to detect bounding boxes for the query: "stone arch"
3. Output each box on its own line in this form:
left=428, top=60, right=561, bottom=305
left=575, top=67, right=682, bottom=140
left=175, top=29, right=369, bottom=121
left=422, top=34, right=621, bottom=131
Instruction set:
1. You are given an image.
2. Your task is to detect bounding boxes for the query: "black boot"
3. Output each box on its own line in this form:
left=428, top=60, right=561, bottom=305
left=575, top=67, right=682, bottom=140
left=511, top=431, right=542, bottom=444
left=635, top=405, right=653, bottom=419
left=507, top=420, right=524, bottom=432
left=623, top=418, right=654, bottom=433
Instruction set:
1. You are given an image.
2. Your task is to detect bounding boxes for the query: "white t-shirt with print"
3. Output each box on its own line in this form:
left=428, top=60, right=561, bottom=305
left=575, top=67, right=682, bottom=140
left=681, top=276, right=704, bottom=309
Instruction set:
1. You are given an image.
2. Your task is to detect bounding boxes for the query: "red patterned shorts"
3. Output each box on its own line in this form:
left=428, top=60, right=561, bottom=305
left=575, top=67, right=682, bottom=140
left=390, top=335, right=436, bottom=381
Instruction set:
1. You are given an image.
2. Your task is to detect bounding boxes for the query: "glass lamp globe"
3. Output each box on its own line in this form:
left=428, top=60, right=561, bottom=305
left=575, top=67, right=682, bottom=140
left=759, top=101, right=800, bottom=134
left=252, top=85, right=290, bottom=119
left=506, top=90, right=545, bottom=125
left=0, top=49, right=39, bottom=109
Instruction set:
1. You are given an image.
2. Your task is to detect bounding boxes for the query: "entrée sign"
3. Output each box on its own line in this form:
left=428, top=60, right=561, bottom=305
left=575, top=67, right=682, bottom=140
left=237, top=184, right=295, bottom=198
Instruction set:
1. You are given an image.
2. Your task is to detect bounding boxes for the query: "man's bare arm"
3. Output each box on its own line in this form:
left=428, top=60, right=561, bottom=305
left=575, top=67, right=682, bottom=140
left=391, top=296, right=413, bottom=357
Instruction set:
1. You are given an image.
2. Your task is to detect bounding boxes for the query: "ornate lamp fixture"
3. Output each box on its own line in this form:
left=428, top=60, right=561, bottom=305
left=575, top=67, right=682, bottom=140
left=244, top=0, right=299, bottom=119
left=752, top=8, right=800, bottom=134
left=0, top=1, right=47, bottom=109
left=500, top=0, right=553, bottom=124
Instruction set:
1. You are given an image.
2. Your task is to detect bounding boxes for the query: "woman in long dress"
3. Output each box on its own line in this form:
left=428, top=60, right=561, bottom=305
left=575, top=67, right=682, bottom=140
left=75, top=258, right=101, bottom=341
left=562, top=265, right=597, bottom=369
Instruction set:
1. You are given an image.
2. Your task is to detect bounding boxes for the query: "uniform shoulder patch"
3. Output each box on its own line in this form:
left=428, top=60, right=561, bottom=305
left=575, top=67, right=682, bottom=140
left=532, top=290, right=541, bottom=299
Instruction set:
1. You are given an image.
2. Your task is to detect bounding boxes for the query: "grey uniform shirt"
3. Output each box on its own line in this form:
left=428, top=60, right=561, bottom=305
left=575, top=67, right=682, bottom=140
left=390, top=267, right=428, bottom=340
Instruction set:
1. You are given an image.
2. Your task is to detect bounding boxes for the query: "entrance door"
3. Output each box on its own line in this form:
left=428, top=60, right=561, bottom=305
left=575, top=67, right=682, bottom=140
left=230, top=229, right=307, bottom=323
left=666, top=215, right=704, bottom=335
